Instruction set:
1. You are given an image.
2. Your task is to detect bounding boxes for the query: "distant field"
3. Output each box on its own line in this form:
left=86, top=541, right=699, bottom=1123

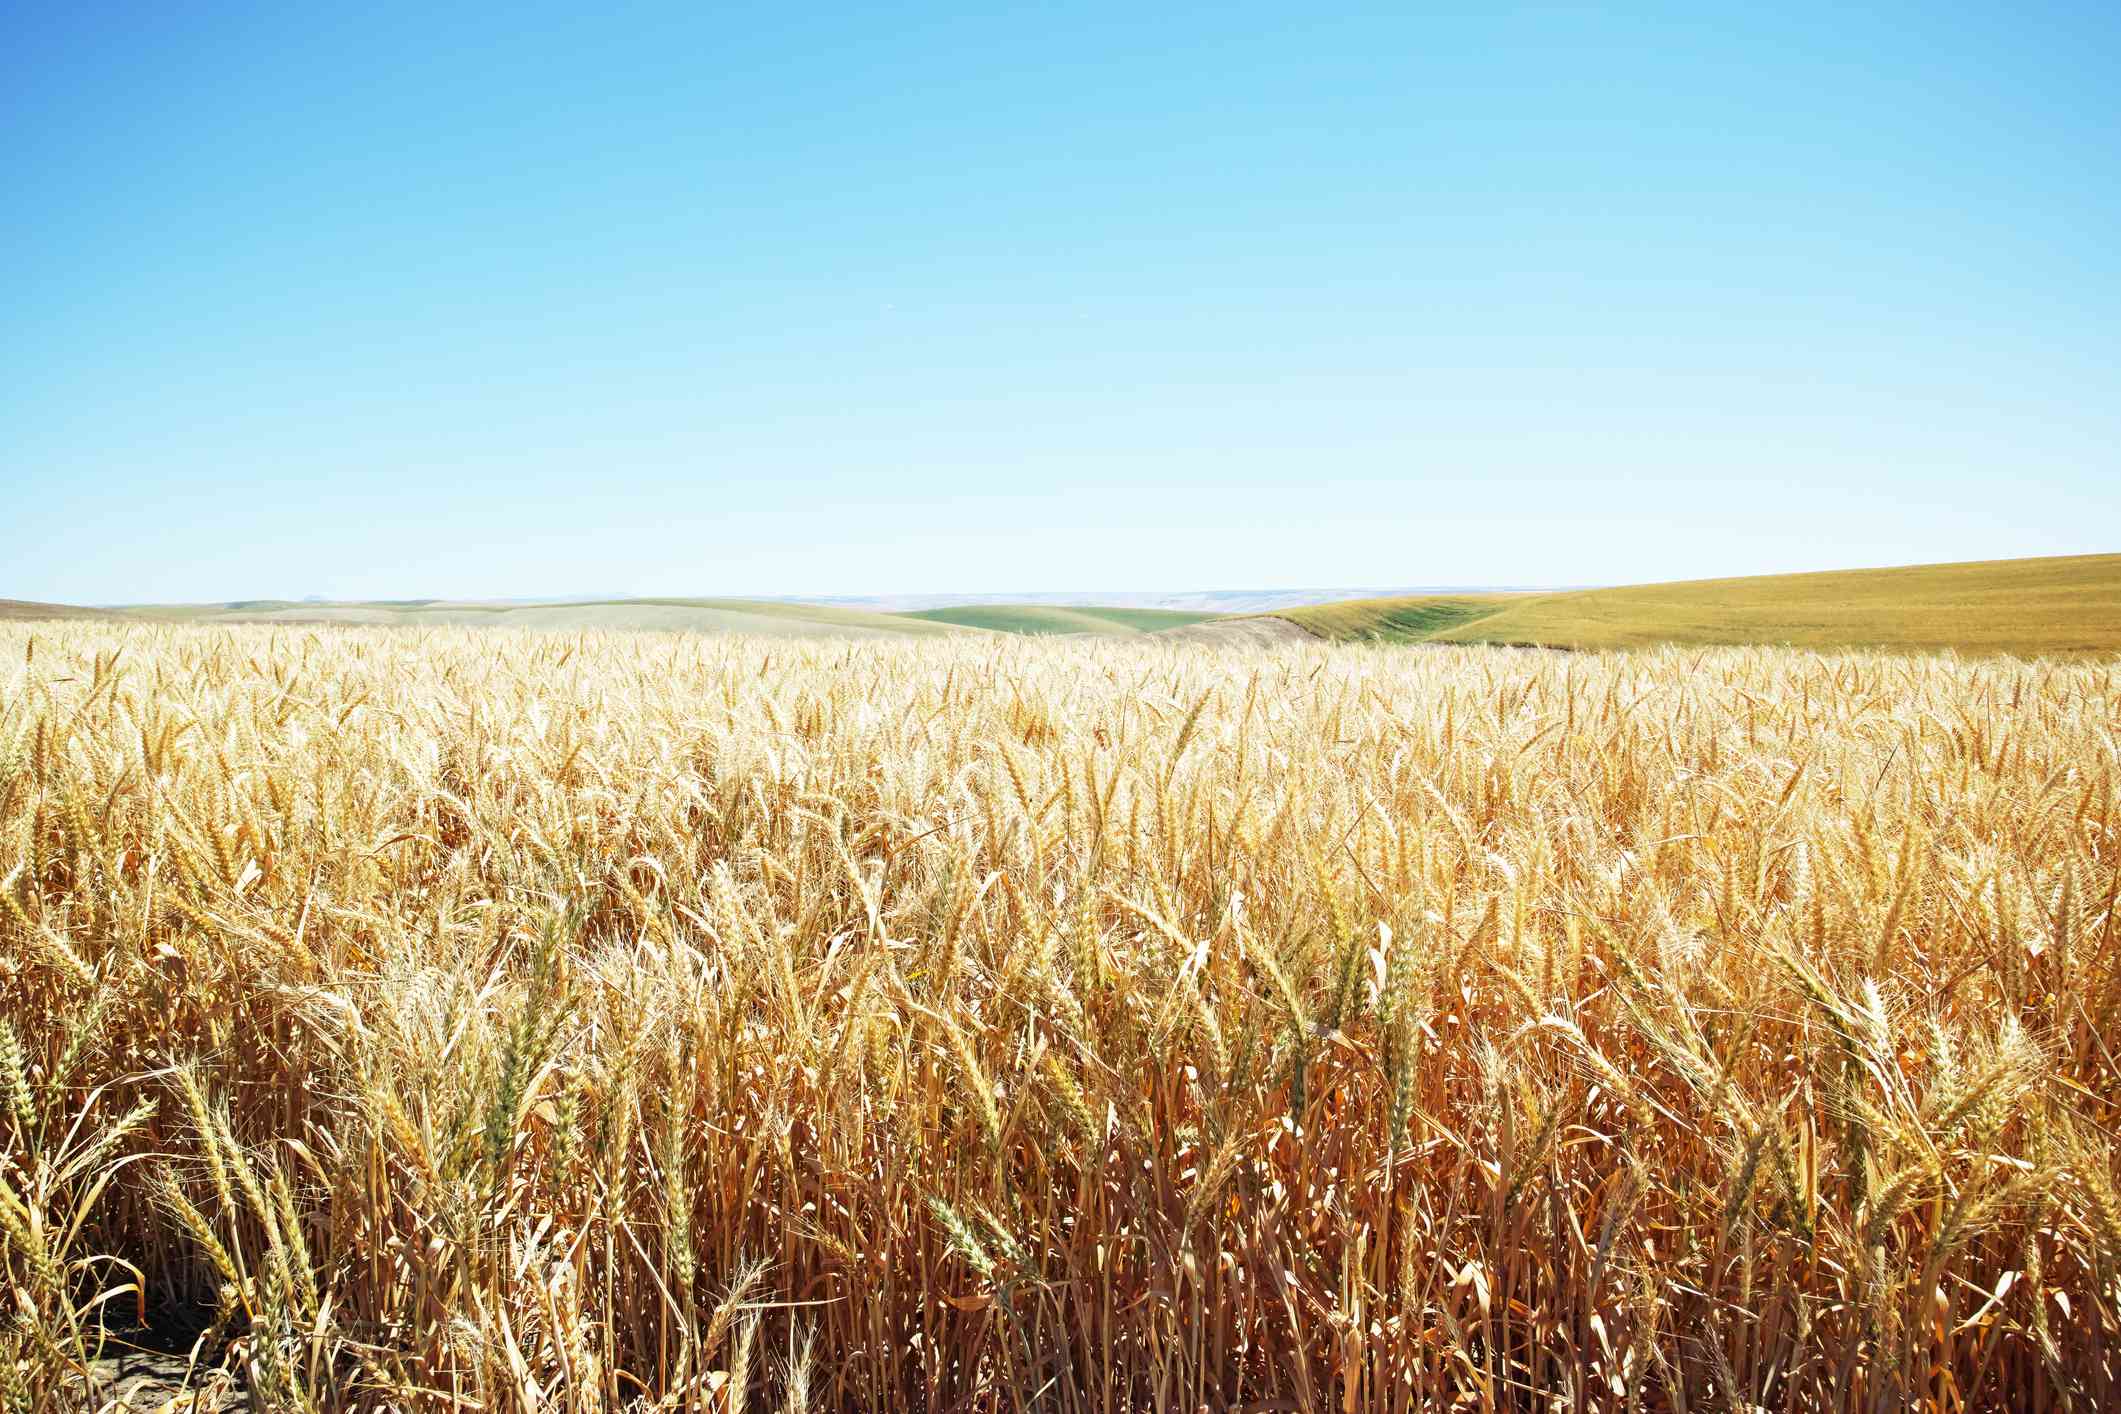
left=1280, top=553, right=2121, bottom=655
left=1276, top=593, right=1517, bottom=642
left=779, top=586, right=1517, bottom=614
left=111, top=597, right=969, bottom=637
left=896, top=604, right=1217, bottom=635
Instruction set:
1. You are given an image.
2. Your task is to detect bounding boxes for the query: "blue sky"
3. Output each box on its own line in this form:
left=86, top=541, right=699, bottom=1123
left=6, top=1, right=2117, bottom=602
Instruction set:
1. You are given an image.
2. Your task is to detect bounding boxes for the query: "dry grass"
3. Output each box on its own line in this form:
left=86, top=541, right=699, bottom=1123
left=3, top=622, right=2119, bottom=1411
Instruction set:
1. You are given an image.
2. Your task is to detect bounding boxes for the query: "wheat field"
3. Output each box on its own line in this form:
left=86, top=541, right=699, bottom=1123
left=3, top=624, right=2118, bottom=1411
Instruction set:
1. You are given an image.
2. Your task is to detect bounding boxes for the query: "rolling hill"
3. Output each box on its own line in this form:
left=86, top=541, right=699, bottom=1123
left=896, top=605, right=1217, bottom=635
left=1275, top=554, right=2121, bottom=655
left=21, top=554, right=2118, bottom=653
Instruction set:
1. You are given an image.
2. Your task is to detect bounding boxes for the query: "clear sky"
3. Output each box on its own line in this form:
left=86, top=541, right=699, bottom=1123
left=6, top=1, right=2117, bottom=603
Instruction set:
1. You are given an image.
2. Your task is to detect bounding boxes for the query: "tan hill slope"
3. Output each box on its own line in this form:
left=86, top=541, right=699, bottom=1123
left=1276, top=554, right=2121, bottom=656
left=0, top=599, right=121, bottom=621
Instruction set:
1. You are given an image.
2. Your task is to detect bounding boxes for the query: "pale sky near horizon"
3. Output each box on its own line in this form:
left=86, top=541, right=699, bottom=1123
left=6, top=1, right=2117, bottom=604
